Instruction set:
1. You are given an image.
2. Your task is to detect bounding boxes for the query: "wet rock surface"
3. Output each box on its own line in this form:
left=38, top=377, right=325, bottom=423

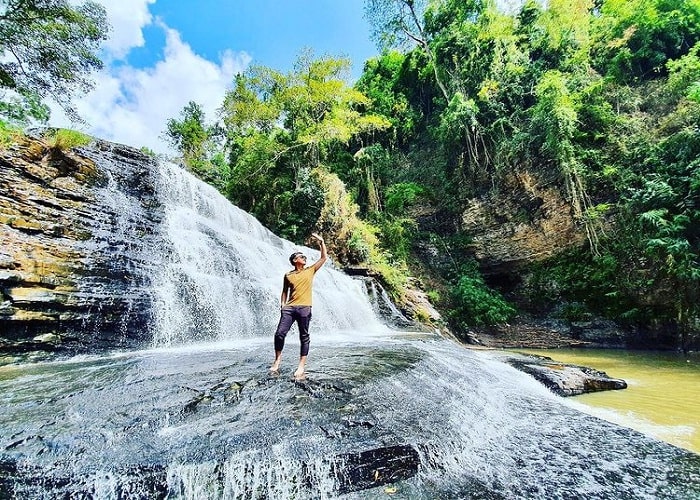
left=0, top=343, right=427, bottom=497
left=473, top=317, right=630, bottom=397
left=0, top=135, right=163, bottom=352
left=498, top=352, right=628, bottom=396
left=1, top=340, right=698, bottom=499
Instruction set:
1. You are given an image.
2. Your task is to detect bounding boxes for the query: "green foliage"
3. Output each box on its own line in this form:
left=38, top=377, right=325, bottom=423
left=625, top=122, right=700, bottom=343
left=384, top=182, right=425, bottom=215
left=355, top=51, right=422, bottom=143
left=0, top=0, right=110, bottom=123
left=591, top=0, right=700, bottom=82
left=0, top=119, right=23, bottom=148
left=312, top=168, right=409, bottom=296
left=526, top=247, right=646, bottom=322
left=139, top=146, right=157, bottom=158
left=45, top=128, right=91, bottom=150
left=378, top=217, right=417, bottom=261
left=0, top=88, right=49, bottom=124
left=688, top=81, right=700, bottom=102
left=281, top=171, right=325, bottom=241
left=220, top=50, right=389, bottom=238
left=436, top=93, right=479, bottom=150
left=667, top=43, right=700, bottom=98
left=426, top=289, right=441, bottom=304
left=163, top=101, right=227, bottom=188
left=449, top=263, right=516, bottom=328
left=352, top=0, right=700, bottom=341
left=165, top=102, right=210, bottom=160
left=531, top=71, right=577, bottom=164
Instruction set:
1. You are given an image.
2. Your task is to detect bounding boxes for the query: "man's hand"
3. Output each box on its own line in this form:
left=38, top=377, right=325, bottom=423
left=310, top=232, right=328, bottom=271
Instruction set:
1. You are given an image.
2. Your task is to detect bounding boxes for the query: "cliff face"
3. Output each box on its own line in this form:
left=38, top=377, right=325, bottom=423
left=454, top=172, right=689, bottom=349
left=461, top=171, right=587, bottom=278
left=0, top=135, right=162, bottom=353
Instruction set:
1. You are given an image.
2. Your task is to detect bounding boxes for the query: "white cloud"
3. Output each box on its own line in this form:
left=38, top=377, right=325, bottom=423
left=96, top=0, right=155, bottom=59
left=49, top=16, right=251, bottom=154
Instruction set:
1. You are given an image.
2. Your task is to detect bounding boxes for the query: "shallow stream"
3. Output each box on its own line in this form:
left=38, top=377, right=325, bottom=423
left=515, top=348, right=700, bottom=455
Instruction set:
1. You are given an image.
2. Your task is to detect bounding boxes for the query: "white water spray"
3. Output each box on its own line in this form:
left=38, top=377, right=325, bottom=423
left=150, top=162, right=387, bottom=346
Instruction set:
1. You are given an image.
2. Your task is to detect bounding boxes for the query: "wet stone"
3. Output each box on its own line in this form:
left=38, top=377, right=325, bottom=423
left=500, top=352, right=628, bottom=396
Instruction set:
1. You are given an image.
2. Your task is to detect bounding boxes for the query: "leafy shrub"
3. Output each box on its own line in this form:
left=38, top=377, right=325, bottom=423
left=313, top=168, right=409, bottom=296
left=449, top=263, right=516, bottom=328
left=385, top=182, right=426, bottom=215
left=379, top=217, right=417, bottom=261
left=139, top=146, right=157, bottom=158
left=347, top=226, right=372, bottom=263
left=426, top=290, right=441, bottom=304
left=0, top=120, right=23, bottom=149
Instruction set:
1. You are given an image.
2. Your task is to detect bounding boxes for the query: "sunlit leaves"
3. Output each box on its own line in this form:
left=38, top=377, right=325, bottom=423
left=222, top=52, right=389, bottom=159
left=667, top=43, right=700, bottom=99
left=218, top=51, right=390, bottom=240
left=591, top=0, right=700, bottom=82
left=532, top=70, right=578, bottom=163
left=221, top=70, right=284, bottom=136
left=0, top=0, right=109, bottom=123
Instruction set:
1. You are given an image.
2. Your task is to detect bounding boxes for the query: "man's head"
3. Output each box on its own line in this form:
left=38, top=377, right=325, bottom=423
left=289, top=252, right=307, bottom=265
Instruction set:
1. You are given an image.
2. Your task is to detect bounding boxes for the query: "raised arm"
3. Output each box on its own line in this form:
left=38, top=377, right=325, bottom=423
left=310, top=233, right=327, bottom=272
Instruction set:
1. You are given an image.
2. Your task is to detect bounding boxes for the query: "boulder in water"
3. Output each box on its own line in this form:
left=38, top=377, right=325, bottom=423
left=502, top=352, right=627, bottom=396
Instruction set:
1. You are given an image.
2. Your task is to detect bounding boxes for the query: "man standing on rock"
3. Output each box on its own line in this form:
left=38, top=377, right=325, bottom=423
left=270, top=233, right=327, bottom=378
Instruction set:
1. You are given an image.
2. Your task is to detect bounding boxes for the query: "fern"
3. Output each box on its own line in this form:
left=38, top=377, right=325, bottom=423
left=639, top=208, right=669, bottom=228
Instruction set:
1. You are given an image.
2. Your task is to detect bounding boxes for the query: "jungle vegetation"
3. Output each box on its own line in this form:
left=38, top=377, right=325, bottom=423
left=0, top=0, right=109, bottom=124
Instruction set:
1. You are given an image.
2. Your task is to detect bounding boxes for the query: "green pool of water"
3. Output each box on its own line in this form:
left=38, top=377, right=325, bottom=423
left=513, top=348, right=700, bottom=454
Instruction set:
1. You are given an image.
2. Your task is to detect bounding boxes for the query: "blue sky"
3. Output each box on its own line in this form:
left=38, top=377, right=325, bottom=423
left=49, top=0, right=379, bottom=153
left=128, top=1, right=377, bottom=76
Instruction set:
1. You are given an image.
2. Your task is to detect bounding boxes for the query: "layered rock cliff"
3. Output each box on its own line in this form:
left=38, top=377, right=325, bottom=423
left=0, top=134, right=162, bottom=353
left=461, top=171, right=587, bottom=277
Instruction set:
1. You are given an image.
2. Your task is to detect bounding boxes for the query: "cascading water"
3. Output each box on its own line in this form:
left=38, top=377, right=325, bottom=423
left=150, top=161, right=386, bottom=346
left=1, top=156, right=699, bottom=499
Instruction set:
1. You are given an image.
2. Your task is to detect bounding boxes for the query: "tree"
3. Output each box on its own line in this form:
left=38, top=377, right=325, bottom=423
left=165, top=101, right=211, bottom=163
left=355, top=50, right=422, bottom=145
left=164, top=101, right=226, bottom=187
left=0, top=0, right=109, bottom=123
left=365, top=0, right=450, bottom=101
left=591, top=0, right=700, bottom=82
left=628, top=118, right=700, bottom=351
left=219, top=51, right=390, bottom=239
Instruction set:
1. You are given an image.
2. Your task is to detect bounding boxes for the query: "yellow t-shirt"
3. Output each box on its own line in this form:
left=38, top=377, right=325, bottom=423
left=283, top=266, right=317, bottom=306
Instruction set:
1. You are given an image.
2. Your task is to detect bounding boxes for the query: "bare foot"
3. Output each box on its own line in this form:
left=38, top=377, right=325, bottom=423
left=293, top=367, right=305, bottom=379
left=269, top=362, right=280, bottom=373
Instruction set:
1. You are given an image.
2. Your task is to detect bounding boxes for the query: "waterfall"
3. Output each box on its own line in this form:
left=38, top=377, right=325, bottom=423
left=363, top=277, right=414, bottom=328
left=150, top=161, right=387, bottom=346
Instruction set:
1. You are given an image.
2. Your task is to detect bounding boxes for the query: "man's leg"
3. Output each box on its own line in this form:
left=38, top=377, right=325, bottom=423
left=294, top=306, right=312, bottom=378
left=271, top=308, right=294, bottom=372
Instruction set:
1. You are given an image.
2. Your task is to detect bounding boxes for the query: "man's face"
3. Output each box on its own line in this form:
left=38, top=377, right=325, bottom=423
left=295, top=254, right=307, bottom=264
